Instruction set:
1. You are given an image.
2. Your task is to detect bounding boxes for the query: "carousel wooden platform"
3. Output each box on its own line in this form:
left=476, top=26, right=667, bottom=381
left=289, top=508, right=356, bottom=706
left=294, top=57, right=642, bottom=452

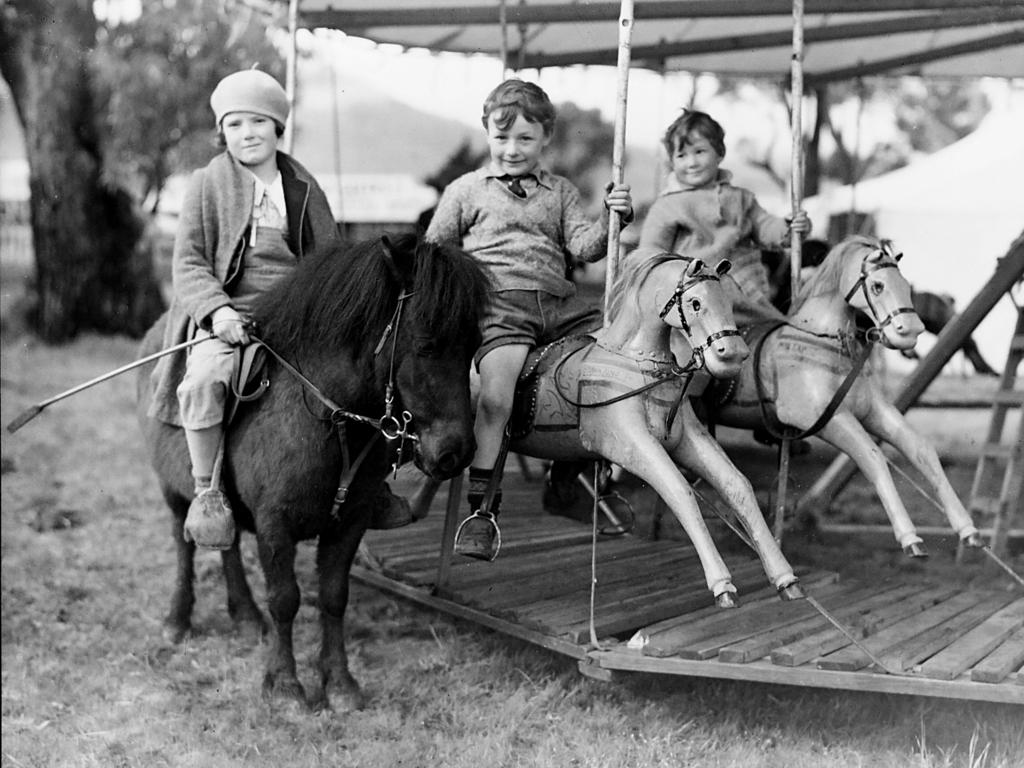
left=354, top=467, right=1024, bottom=705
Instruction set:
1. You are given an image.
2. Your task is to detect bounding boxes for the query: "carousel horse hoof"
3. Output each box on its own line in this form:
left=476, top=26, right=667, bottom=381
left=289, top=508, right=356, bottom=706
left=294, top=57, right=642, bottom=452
left=368, top=483, right=414, bottom=530
left=903, top=541, right=929, bottom=558
left=961, top=531, right=985, bottom=549
left=777, top=581, right=805, bottom=601
left=715, top=591, right=738, bottom=609
left=183, top=489, right=235, bottom=550
left=454, top=511, right=500, bottom=561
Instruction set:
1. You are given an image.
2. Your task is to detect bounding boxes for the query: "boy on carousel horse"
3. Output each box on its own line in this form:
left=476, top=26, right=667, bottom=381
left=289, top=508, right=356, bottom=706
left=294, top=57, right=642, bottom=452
left=425, top=78, right=634, bottom=561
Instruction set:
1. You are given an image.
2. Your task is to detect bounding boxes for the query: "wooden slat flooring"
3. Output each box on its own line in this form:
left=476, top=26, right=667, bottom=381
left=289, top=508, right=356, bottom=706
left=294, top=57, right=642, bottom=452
left=353, top=467, right=1024, bottom=704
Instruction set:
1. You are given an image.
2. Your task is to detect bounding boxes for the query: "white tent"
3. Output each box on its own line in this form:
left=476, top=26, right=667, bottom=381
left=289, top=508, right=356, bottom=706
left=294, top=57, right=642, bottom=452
left=803, top=97, right=1024, bottom=369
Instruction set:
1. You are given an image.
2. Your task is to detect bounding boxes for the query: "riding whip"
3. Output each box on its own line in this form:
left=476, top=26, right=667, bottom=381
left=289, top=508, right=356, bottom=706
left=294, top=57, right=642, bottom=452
left=6, top=334, right=214, bottom=434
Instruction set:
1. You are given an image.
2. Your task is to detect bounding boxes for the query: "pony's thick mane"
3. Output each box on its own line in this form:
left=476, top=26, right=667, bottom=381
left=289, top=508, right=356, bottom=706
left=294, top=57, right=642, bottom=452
left=251, top=234, right=490, bottom=357
left=789, top=234, right=882, bottom=313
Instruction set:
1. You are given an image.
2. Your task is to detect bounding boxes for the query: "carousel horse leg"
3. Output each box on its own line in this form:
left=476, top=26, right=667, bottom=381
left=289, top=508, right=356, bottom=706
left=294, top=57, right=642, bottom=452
left=583, top=411, right=738, bottom=607
left=813, top=411, right=928, bottom=557
left=860, top=398, right=982, bottom=547
left=670, top=400, right=803, bottom=600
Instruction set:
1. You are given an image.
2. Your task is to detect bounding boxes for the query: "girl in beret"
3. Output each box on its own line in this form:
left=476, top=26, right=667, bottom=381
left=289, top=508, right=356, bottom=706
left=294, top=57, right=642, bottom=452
left=147, top=68, right=343, bottom=548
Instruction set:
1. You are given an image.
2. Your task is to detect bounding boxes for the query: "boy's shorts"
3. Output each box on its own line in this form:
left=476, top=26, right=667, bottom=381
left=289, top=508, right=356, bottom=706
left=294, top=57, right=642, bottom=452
left=476, top=289, right=602, bottom=368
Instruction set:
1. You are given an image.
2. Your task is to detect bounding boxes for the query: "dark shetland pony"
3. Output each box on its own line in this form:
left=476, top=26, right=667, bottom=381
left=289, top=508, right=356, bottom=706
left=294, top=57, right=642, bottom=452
left=136, top=233, right=490, bottom=712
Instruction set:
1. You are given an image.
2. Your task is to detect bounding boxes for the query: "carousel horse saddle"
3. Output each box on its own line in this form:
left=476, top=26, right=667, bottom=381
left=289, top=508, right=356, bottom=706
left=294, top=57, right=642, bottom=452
left=510, top=334, right=595, bottom=440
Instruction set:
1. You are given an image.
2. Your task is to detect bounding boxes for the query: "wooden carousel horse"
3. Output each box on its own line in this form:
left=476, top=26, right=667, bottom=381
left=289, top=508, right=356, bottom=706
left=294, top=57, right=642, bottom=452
left=413, top=253, right=804, bottom=608
left=710, top=235, right=984, bottom=556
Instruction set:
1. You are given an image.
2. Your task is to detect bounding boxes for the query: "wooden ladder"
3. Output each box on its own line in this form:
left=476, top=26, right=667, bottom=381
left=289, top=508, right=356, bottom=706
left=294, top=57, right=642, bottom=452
left=963, top=306, right=1024, bottom=560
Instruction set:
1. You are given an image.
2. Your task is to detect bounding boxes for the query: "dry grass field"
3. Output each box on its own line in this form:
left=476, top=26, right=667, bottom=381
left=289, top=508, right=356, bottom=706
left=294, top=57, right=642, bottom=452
left=2, top=254, right=1022, bottom=766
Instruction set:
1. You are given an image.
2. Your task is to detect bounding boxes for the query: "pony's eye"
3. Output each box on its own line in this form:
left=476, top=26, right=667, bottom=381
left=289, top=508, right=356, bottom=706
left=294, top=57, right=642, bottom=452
left=689, top=298, right=702, bottom=313
left=870, top=281, right=885, bottom=297
left=415, top=337, right=440, bottom=355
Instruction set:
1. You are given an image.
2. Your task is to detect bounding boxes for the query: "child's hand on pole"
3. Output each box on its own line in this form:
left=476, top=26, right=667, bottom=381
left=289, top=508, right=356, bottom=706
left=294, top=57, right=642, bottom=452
left=604, top=182, right=634, bottom=222
left=787, top=210, right=812, bottom=237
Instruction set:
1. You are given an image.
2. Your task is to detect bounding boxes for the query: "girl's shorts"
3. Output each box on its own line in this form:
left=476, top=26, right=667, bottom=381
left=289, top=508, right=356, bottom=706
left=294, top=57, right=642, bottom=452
left=475, top=289, right=601, bottom=368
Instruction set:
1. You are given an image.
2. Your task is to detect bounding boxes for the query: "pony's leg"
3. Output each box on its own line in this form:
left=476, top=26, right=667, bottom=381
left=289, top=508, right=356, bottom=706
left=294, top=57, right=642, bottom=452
left=163, top=493, right=197, bottom=644
left=814, top=411, right=927, bottom=555
left=315, top=519, right=368, bottom=713
left=585, top=411, right=737, bottom=605
left=254, top=530, right=306, bottom=707
left=861, top=399, right=981, bottom=545
left=220, top=536, right=267, bottom=641
left=669, top=401, right=802, bottom=599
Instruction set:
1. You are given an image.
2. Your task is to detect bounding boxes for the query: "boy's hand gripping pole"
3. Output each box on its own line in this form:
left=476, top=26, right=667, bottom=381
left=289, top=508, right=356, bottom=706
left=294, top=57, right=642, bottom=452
left=6, top=334, right=215, bottom=434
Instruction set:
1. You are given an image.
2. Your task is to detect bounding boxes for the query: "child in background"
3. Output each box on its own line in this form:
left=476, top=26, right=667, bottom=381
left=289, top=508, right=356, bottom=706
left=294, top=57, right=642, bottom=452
left=639, top=109, right=811, bottom=325
left=426, top=79, right=633, bottom=561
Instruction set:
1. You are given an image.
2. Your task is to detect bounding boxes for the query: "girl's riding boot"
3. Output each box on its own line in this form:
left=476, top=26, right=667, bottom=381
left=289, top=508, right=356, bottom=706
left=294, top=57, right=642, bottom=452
left=182, top=426, right=235, bottom=549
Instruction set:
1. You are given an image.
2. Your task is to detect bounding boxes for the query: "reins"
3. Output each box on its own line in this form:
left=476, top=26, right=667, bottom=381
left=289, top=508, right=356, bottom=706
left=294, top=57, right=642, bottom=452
left=244, top=288, right=419, bottom=518
left=552, top=342, right=704, bottom=410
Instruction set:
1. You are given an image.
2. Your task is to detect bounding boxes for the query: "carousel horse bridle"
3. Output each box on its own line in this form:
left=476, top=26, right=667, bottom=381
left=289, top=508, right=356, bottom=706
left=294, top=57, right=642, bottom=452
left=843, top=239, right=916, bottom=345
left=659, top=256, right=742, bottom=355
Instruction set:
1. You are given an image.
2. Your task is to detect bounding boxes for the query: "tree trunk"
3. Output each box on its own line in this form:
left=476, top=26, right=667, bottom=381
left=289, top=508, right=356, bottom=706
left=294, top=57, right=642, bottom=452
left=0, top=0, right=164, bottom=342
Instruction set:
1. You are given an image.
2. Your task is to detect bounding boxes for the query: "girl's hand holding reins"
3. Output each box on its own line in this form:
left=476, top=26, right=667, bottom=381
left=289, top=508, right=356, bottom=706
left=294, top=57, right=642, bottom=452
left=787, top=210, right=812, bottom=236
left=604, top=182, right=634, bottom=223
left=211, top=306, right=251, bottom=346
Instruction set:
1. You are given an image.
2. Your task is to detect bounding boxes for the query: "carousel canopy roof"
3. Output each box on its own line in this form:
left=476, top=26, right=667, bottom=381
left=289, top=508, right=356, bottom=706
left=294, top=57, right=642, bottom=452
left=298, top=0, right=1024, bottom=83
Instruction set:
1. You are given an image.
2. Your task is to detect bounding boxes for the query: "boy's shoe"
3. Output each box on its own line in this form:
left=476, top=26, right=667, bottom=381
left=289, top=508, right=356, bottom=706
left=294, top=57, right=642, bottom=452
left=368, top=483, right=414, bottom=530
left=454, top=510, right=501, bottom=561
left=183, top=488, right=236, bottom=550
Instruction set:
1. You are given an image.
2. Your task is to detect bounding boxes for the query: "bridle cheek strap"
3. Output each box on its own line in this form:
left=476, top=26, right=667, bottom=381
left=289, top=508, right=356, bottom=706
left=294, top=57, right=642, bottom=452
left=843, top=252, right=915, bottom=338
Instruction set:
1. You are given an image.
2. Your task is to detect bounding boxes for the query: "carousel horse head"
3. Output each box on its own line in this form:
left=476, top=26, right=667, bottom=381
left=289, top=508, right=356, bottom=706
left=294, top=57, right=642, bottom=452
left=792, top=235, right=924, bottom=350
left=612, top=250, right=748, bottom=379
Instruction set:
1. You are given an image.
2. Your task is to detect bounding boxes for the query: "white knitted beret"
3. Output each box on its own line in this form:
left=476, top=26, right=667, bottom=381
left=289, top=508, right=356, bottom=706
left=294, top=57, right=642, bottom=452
left=210, top=69, right=289, bottom=127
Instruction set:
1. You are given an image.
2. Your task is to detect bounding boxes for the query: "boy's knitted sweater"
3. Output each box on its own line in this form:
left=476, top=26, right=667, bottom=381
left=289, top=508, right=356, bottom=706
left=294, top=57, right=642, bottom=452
left=426, top=166, right=611, bottom=297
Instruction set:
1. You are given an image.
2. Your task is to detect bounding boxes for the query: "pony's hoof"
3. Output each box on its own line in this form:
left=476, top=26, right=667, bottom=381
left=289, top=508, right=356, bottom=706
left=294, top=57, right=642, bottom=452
left=162, top=621, right=192, bottom=645
left=262, top=673, right=309, bottom=710
left=961, top=531, right=985, bottom=549
left=777, top=581, right=805, bottom=601
left=903, top=541, right=929, bottom=558
left=715, top=591, right=738, bottom=609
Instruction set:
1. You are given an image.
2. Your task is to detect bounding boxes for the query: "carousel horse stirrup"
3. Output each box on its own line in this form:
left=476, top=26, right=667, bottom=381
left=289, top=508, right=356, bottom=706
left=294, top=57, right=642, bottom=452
left=183, top=488, right=236, bottom=550
left=454, top=510, right=501, bottom=561
left=368, top=483, right=414, bottom=530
